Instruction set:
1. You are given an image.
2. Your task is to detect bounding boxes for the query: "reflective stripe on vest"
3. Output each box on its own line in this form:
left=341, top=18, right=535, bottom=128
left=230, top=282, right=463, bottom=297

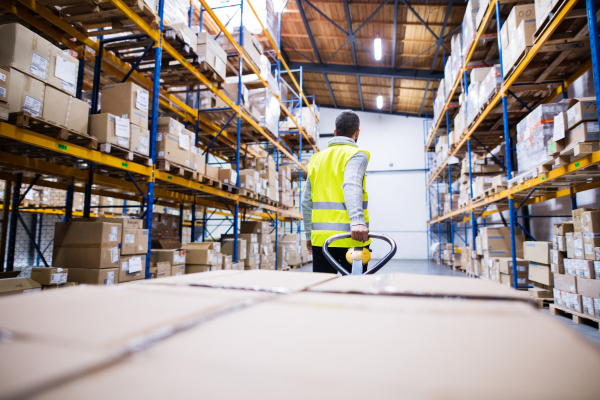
left=308, top=144, right=370, bottom=248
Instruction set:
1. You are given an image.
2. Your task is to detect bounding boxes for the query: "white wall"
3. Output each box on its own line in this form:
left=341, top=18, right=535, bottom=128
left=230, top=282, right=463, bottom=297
left=316, top=108, right=429, bottom=259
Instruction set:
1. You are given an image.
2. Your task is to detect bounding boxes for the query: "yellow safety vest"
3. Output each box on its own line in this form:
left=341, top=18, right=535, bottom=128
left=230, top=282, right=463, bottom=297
left=307, top=143, right=370, bottom=248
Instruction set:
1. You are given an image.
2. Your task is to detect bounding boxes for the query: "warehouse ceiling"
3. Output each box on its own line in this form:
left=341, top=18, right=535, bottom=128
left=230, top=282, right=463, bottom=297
left=258, top=0, right=466, bottom=117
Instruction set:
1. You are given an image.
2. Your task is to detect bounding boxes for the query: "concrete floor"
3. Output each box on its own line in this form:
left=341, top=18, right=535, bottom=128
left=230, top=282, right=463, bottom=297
left=294, top=259, right=600, bottom=348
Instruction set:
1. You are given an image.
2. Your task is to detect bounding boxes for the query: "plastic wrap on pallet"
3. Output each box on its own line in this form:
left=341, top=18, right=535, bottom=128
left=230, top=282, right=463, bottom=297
left=461, top=0, right=479, bottom=59
left=444, top=56, right=454, bottom=100
left=259, top=55, right=280, bottom=97
left=265, top=0, right=280, bottom=48
left=516, top=103, right=569, bottom=173
left=454, top=104, right=466, bottom=137
left=248, top=88, right=280, bottom=135
left=477, top=65, right=501, bottom=111
left=451, top=34, right=462, bottom=80
left=466, top=81, right=480, bottom=127
left=163, top=0, right=189, bottom=26
left=293, top=106, right=319, bottom=142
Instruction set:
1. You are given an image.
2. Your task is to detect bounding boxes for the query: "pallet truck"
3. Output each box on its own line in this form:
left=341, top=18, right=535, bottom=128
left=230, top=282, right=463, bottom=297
left=322, top=233, right=397, bottom=275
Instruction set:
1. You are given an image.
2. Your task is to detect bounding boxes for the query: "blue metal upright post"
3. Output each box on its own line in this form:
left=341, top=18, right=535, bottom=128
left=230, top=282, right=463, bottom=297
left=436, top=177, right=441, bottom=265
left=232, top=0, right=245, bottom=263
left=570, top=187, right=578, bottom=210
left=179, top=202, right=184, bottom=242
left=495, top=1, right=519, bottom=289
left=65, top=178, right=74, bottom=221
left=586, top=0, right=600, bottom=112
left=83, top=164, right=94, bottom=218
left=144, top=0, right=166, bottom=278
left=35, top=214, right=43, bottom=266
left=76, top=49, right=85, bottom=100
left=191, top=198, right=196, bottom=243
left=449, top=163, right=454, bottom=263
left=6, top=173, right=22, bottom=271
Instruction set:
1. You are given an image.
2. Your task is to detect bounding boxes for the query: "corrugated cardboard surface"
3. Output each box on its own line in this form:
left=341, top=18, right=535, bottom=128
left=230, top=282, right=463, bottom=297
left=27, top=291, right=600, bottom=400
left=42, top=85, right=88, bottom=134
left=100, top=82, right=148, bottom=129
left=0, top=23, right=53, bottom=81
left=6, top=67, right=45, bottom=116
left=67, top=267, right=118, bottom=285
left=308, top=273, right=530, bottom=301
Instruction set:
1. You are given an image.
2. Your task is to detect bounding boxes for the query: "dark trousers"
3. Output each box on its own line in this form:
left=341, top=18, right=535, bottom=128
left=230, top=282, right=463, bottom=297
left=312, top=245, right=369, bottom=274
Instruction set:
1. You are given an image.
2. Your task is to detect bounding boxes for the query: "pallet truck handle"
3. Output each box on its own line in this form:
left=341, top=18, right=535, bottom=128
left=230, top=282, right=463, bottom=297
left=322, top=233, right=397, bottom=276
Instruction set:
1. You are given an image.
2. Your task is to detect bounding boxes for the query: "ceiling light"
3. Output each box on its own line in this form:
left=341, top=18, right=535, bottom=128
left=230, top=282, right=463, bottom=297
left=374, top=38, right=382, bottom=61
left=376, top=95, right=383, bottom=109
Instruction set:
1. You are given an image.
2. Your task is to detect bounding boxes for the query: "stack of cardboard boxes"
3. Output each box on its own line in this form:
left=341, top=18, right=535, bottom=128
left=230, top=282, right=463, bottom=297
left=279, top=165, right=294, bottom=208
left=151, top=213, right=181, bottom=243
left=181, top=242, right=223, bottom=273
left=500, top=4, right=536, bottom=79
left=240, top=233, right=260, bottom=270
left=0, top=23, right=89, bottom=135
left=30, top=267, right=69, bottom=288
left=150, top=248, right=186, bottom=277
left=241, top=221, right=276, bottom=269
left=549, top=98, right=598, bottom=155
left=53, top=220, right=122, bottom=285
left=117, top=218, right=149, bottom=283
left=476, top=226, right=525, bottom=284
left=222, top=238, right=247, bottom=270
left=552, top=210, right=600, bottom=318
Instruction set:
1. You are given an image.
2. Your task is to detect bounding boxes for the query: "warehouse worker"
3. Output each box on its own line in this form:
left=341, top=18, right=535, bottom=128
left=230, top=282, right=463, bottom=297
left=302, top=110, right=370, bottom=274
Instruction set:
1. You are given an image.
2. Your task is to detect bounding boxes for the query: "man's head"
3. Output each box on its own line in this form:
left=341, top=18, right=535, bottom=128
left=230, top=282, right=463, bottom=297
left=334, top=110, right=361, bottom=141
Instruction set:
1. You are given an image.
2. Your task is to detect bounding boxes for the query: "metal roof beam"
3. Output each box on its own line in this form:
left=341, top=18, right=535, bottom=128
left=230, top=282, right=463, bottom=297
left=353, top=0, right=390, bottom=35
left=320, top=104, right=431, bottom=119
left=343, top=0, right=358, bottom=67
left=391, top=0, right=398, bottom=69
left=356, top=75, right=364, bottom=111
left=430, top=0, right=453, bottom=71
left=323, top=73, right=337, bottom=108
left=287, top=62, right=444, bottom=80
left=419, top=80, right=431, bottom=116
left=301, top=0, right=348, bottom=35
left=295, top=0, right=321, bottom=64
left=389, top=77, right=395, bottom=114
left=281, top=40, right=315, bottom=63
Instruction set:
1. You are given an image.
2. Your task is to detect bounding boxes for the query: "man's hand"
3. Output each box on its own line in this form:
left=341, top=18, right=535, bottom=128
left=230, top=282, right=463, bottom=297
left=306, top=240, right=312, bottom=255
left=351, top=224, right=369, bottom=243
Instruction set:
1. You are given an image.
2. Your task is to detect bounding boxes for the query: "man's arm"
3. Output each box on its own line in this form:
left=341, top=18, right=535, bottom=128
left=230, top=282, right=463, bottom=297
left=301, top=177, right=313, bottom=254
left=343, top=152, right=369, bottom=243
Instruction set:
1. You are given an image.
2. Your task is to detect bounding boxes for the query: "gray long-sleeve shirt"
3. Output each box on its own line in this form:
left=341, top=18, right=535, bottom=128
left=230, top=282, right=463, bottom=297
left=301, top=137, right=368, bottom=240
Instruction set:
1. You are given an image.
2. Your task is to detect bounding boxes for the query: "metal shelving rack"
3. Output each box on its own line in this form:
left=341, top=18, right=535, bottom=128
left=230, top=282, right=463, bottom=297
left=425, top=0, right=600, bottom=287
left=0, top=0, right=318, bottom=274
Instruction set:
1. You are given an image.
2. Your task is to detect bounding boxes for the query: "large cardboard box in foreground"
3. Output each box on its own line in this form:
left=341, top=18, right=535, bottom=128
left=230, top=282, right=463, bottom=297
left=2, top=271, right=600, bottom=399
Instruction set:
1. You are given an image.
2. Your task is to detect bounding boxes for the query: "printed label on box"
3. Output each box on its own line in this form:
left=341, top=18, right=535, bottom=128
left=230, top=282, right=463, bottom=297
left=136, top=89, right=149, bottom=112
left=588, top=121, right=599, bottom=132
left=174, top=254, right=185, bottom=264
left=115, top=117, right=130, bottom=138
left=128, top=256, right=142, bottom=273
left=117, top=137, right=128, bottom=147
left=585, top=244, right=594, bottom=254
left=23, top=95, right=41, bottom=117
left=106, top=271, right=115, bottom=285
left=178, top=132, right=189, bottom=150
left=30, top=53, right=48, bottom=79
left=110, top=247, right=119, bottom=263
left=54, top=56, right=76, bottom=85
left=158, top=151, right=164, bottom=157
left=61, top=80, right=75, bottom=95
left=0, top=87, right=5, bottom=98
left=0, top=72, right=5, bottom=82
left=125, top=234, right=135, bottom=244
left=156, top=132, right=162, bottom=141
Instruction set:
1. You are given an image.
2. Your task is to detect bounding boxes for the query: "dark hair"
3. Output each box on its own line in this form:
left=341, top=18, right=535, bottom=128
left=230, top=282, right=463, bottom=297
left=335, top=110, right=360, bottom=137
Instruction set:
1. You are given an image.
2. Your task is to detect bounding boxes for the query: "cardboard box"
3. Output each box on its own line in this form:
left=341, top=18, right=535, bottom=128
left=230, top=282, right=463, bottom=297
left=182, top=242, right=221, bottom=252
left=47, top=47, right=78, bottom=95
left=42, top=85, right=88, bottom=135
left=191, top=146, right=206, bottom=176
left=218, top=169, right=238, bottom=185
left=528, top=262, right=553, bottom=286
left=53, top=222, right=122, bottom=269
left=497, top=257, right=528, bottom=275
left=0, top=23, right=53, bottom=81
left=221, top=239, right=247, bottom=261
left=556, top=236, right=567, bottom=252
left=184, top=247, right=213, bottom=265
left=156, top=131, right=191, bottom=168
left=89, top=217, right=143, bottom=230
left=6, top=67, right=45, bottom=116
left=89, top=113, right=128, bottom=148
left=30, top=267, right=68, bottom=286
left=524, top=241, right=552, bottom=264
left=573, top=208, right=594, bottom=232
left=119, top=255, right=146, bottom=282
left=574, top=232, right=584, bottom=259
left=0, top=277, right=41, bottom=296
left=564, top=121, right=599, bottom=148
left=507, top=4, right=536, bottom=42
left=554, top=273, right=577, bottom=293
left=205, top=165, right=219, bottom=180
left=577, top=276, right=600, bottom=299
left=0, top=67, right=9, bottom=104
left=150, top=249, right=186, bottom=265
left=101, top=82, right=149, bottom=129
left=584, top=234, right=600, bottom=260
left=582, top=296, right=595, bottom=316
left=566, top=97, right=597, bottom=130
left=67, top=267, right=118, bottom=285
left=171, top=264, right=185, bottom=277
left=154, top=261, right=171, bottom=274
left=511, top=19, right=536, bottom=62
left=564, top=259, right=577, bottom=276
left=239, top=233, right=257, bottom=243
left=239, top=174, right=255, bottom=192
left=550, top=249, right=565, bottom=270
left=582, top=211, right=600, bottom=234
left=121, top=229, right=149, bottom=255
left=196, top=32, right=227, bottom=80
left=241, top=221, right=270, bottom=234
left=130, top=124, right=150, bottom=156
left=151, top=239, right=182, bottom=250
left=595, top=261, right=600, bottom=278
left=566, top=232, right=575, bottom=258
left=185, top=265, right=211, bottom=274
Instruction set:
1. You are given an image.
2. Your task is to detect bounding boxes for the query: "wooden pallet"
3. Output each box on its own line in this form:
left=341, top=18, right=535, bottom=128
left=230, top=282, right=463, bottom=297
left=550, top=304, right=600, bottom=330
left=528, top=296, right=554, bottom=309
left=239, top=189, right=259, bottom=200
left=99, top=142, right=152, bottom=167
left=156, top=159, right=196, bottom=180
left=503, top=45, right=532, bottom=82
left=10, top=112, right=97, bottom=149
left=221, top=182, right=239, bottom=194
left=201, top=176, right=222, bottom=189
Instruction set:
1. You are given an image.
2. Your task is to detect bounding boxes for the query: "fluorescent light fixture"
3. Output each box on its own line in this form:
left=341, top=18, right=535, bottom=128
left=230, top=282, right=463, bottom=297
left=376, top=95, right=383, bottom=109
left=374, top=38, right=382, bottom=61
